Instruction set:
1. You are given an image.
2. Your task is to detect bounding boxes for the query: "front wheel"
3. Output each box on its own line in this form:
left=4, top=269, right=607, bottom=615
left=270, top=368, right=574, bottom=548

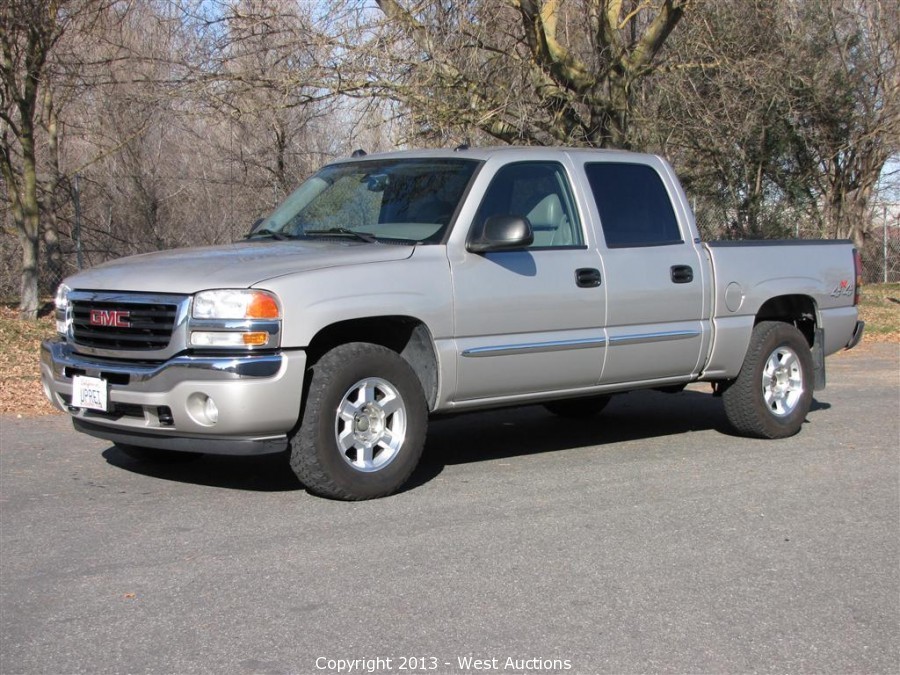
left=290, top=343, right=428, bottom=500
left=722, top=321, right=814, bottom=439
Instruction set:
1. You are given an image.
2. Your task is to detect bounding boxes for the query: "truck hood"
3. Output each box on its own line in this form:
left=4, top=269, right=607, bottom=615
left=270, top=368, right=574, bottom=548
left=64, top=240, right=415, bottom=294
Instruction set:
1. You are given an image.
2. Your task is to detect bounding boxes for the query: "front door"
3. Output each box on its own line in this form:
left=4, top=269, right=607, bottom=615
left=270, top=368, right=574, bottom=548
left=449, top=161, right=608, bottom=403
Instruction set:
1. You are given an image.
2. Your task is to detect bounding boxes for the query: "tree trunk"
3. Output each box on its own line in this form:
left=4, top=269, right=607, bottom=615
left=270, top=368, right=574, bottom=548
left=43, top=87, right=63, bottom=294
left=840, top=189, right=872, bottom=252
left=18, top=134, right=41, bottom=320
left=18, top=220, right=40, bottom=320
left=606, top=72, right=632, bottom=149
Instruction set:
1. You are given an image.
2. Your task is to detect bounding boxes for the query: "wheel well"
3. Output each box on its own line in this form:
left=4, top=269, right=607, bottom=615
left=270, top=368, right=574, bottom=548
left=755, top=295, right=817, bottom=346
left=306, top=317, right=439, bottom=409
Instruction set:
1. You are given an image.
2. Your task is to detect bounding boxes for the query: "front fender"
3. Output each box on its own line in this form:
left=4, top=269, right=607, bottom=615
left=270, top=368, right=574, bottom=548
left=260, top=247, right=453, bottom=348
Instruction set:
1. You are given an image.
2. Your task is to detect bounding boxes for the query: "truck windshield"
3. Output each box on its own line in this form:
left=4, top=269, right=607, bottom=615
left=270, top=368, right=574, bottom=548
left=249, top=158, right=480, bottom=244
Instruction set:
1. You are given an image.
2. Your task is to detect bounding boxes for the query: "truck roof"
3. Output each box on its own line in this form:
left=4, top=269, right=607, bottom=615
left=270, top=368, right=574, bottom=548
left=328, top=145, right=662, bottom=165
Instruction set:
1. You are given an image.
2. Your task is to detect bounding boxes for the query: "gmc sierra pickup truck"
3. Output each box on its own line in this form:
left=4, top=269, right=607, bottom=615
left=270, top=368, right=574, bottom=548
left=41, top=147, right=864, bottom=500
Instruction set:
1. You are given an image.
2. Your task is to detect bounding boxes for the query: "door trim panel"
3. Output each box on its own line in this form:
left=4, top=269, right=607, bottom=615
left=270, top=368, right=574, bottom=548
left=608, top=329, right=701, bottom=346
left=461, top=336, right=607, bottom=358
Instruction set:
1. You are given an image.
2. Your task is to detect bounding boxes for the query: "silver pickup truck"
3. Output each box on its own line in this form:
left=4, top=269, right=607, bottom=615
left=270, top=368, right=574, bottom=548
left=41, top=147, right=864, bottom=500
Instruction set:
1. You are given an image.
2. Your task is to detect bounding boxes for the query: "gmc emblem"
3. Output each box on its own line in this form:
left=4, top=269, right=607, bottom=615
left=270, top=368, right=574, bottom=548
left=89, top=309, right=131, bottom=328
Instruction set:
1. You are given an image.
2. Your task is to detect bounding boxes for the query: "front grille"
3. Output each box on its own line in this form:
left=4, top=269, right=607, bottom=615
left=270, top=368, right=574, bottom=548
left=72, top=300, right=178, bottom=350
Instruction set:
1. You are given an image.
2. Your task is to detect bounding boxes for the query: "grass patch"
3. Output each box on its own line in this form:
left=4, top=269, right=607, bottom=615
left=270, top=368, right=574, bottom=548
left=857, top=283, right=900, bottom=342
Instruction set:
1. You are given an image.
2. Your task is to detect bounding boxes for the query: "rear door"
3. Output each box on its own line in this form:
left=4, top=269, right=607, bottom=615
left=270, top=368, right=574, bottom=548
left=581, top=160, right=708, bottom=384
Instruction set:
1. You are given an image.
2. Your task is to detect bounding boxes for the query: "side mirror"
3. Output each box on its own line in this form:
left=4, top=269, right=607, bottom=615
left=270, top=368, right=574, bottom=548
left=467, top=215, right=534, bottom=253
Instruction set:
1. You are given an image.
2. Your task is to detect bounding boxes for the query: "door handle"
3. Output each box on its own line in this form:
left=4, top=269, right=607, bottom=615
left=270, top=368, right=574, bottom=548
left=576, top=268, right=602, bottom=288
left=671, top=265, right=694, bottom=284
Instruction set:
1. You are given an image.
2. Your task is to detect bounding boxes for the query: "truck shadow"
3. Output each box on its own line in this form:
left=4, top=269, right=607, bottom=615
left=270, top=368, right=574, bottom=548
left=411, top=388, right=730, bottom=480
left=103, top=388, right=831, bottom=494
left=102, top=446, right=303, bottom=492
left=406, top=388, right=830, bottom=490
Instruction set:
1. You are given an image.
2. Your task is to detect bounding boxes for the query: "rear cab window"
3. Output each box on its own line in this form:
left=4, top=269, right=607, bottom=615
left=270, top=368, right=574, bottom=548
left=584, top=162, right=682, bottom=248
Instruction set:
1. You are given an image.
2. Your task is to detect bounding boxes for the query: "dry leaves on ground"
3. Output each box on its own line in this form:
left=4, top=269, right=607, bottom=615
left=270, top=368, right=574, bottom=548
left=0, top=305, right=59, bottom=416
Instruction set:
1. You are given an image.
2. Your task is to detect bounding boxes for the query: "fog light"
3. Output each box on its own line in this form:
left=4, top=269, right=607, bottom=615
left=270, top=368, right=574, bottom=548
left=186, top=392, right=218, bottom=426
left=204, top=397, right=219, bottom=424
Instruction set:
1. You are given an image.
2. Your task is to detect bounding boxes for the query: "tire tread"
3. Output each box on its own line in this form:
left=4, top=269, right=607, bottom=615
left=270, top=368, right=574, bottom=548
left=722, top=321, right=813, bottom=439
left=289, top=342, right=427, bottom=500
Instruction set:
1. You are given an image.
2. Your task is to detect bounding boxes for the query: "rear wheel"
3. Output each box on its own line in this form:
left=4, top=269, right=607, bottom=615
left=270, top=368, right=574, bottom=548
left=722, top=321, right=814, bottom=438
left=115, top=443, right=202, bottom=463
left=544, top=395, right=611, bottom=419
left=290, top=343, right=427, bottom=500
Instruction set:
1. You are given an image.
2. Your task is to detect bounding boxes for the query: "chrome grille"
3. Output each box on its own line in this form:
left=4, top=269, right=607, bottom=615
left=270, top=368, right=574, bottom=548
left=72, top=300, right=178, bottom=350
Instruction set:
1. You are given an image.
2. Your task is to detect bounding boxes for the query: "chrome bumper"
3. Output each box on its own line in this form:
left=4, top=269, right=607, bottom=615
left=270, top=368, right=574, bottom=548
left=845, top=320, right=865, bottom=350
left=40, top=339, right=306, bottom=455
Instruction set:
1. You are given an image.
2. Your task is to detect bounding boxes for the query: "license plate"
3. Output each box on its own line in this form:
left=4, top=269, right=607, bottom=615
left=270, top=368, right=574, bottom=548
left=71, top=375, right=108, bottom=412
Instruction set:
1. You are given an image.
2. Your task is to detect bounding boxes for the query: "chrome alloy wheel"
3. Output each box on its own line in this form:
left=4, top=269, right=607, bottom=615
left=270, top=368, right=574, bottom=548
left=335, top=377, right=407, bottom=472
left=761, top=345, right=804, bottom=417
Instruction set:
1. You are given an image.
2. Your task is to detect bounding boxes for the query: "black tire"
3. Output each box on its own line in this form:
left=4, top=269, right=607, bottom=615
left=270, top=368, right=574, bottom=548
left=722, top=321, right=814, bottom=439
left=115, top=443, right=203, bottom=463
left=290, top=342, right=428, bottom=500
left=544, top=395, right=612, bottom=419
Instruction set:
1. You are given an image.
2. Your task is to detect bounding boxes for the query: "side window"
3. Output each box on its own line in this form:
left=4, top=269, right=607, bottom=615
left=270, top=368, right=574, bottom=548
left=473, top=162, right=583, bottom=248
left=585, top=162, right=682, bottom=248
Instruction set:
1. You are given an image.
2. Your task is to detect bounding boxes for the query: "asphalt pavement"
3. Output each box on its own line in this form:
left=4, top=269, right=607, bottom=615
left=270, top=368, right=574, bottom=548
left=1, top=343, right=898, bottom=675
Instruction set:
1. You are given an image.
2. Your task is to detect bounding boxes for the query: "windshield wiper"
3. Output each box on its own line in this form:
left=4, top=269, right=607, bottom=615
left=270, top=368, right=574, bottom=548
left=303, top=227, right=378, bottom=243
left=245, top=228, right=293, bottom=240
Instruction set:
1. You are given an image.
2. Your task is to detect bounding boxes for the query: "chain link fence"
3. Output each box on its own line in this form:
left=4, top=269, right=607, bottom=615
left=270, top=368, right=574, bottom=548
left=858, top=205, right=900, bottom=283
left=692, top=199, right=899, bottom=284
left=1, top=235, right=77, bottom=308
left=0, top=234, right=20, bottom=301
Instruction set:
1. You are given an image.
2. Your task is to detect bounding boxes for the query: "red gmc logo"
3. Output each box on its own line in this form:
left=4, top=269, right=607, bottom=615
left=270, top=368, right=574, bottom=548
left=89, top=309, right=131, bottom=328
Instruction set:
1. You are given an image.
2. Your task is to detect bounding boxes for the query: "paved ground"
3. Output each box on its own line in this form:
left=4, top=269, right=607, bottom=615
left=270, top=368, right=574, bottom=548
left=1, top=344, right=898, bottom=675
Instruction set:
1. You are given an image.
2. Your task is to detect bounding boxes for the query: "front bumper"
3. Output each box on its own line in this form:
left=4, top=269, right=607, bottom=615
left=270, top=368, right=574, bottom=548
left=40, top=339, right=306, bottom=455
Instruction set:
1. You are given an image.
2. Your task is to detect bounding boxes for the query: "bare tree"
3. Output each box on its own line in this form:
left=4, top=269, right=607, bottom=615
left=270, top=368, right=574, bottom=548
left=653, top=0, right=899, bottom=245
left=344, top=0, right=696, bottom=148
left=1, top=0, right=128, bottom=314
left=1, top=0, right=71, bottom=318
left=0, top=0, right=344, bottom=300
left=213, top=0, right=338, bottom=209
left=653, top=1, right=797, bottom=238
left=9, top=0, right=893, bottom=314
left=782, top=0, right=900, bottom=248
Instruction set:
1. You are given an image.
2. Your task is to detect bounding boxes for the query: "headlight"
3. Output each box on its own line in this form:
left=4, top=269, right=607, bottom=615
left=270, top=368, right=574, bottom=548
left=190, top=289, right=281, bottom=349
left=54, top=283, right=71, bottom=335
left=192, top=289, right=280, bottom=320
